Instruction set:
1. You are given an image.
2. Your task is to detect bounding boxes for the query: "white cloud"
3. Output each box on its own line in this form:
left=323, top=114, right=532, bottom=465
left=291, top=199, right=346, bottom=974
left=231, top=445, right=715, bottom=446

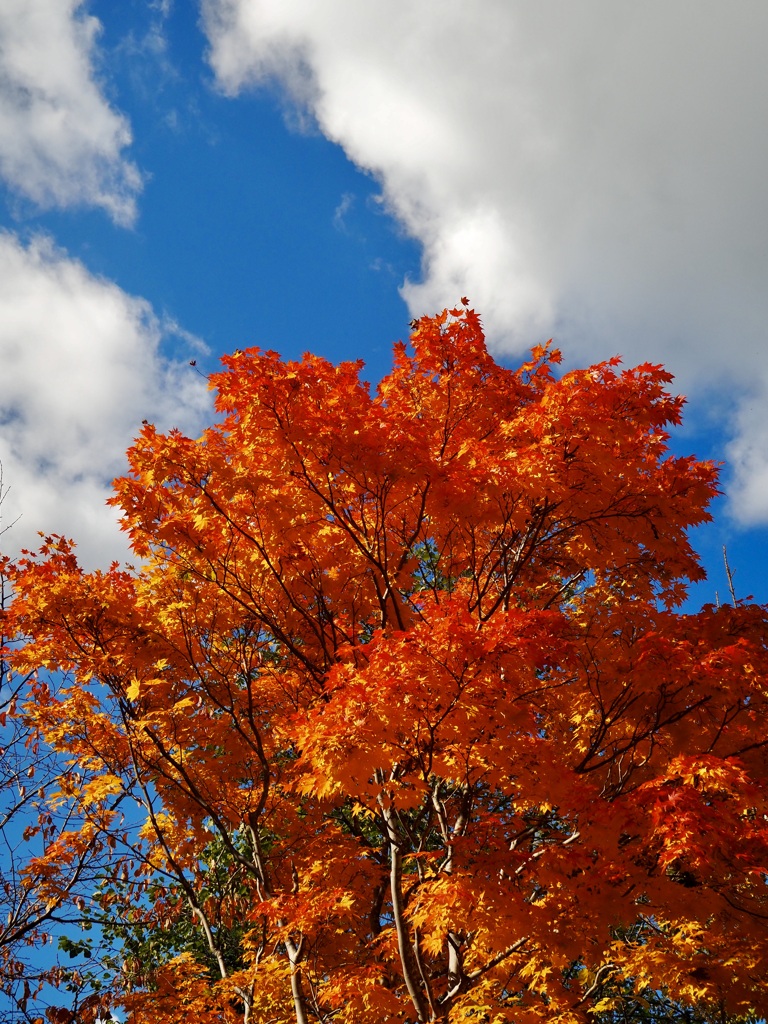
left=726, top=388, right=768, bottom=525
left=0, top=0, right=141, bottom=224
left=201, top=0, right=768, bottom=522
left=0, top=233, right=212, bottom=568
left=332, top=192, right=354, bottom=233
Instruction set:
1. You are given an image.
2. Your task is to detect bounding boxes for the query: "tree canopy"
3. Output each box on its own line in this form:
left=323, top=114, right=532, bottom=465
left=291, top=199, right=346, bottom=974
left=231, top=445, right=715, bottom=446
left=3, top=304, right=767, bottom=1023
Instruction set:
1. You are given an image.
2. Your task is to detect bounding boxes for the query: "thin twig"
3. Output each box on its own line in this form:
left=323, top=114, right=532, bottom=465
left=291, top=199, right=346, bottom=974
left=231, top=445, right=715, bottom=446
left=723, top=546, right=737, bottom=605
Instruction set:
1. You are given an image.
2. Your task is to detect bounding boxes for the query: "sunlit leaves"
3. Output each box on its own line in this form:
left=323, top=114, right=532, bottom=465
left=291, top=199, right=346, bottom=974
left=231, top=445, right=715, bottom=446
left=4, top=306, right=767, bottom=1023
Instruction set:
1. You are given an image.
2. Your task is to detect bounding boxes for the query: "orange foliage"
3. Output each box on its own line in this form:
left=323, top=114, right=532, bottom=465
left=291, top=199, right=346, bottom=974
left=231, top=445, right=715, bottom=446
left=5, top=306, right=768, bottom=1022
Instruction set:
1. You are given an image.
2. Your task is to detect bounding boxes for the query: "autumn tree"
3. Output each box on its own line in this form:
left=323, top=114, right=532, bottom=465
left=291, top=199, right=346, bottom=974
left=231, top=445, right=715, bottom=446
left=4, top=305, right=768, bottom=1023
left=0, top=470, right=119, bottom=1024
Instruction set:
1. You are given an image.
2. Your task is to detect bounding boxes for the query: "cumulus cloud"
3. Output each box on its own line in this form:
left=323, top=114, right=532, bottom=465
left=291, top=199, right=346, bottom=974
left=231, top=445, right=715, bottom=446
left=201, top=0, right=768, bottom=521
left=726, top=390, right=768, bottom=525
left=0, top=0, right=141, bottom=223
left=0, top=233, right=212, bottom=568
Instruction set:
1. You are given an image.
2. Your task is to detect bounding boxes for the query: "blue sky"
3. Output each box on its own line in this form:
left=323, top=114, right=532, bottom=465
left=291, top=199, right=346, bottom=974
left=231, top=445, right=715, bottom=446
left=0, top=0, right=767, bottom=608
